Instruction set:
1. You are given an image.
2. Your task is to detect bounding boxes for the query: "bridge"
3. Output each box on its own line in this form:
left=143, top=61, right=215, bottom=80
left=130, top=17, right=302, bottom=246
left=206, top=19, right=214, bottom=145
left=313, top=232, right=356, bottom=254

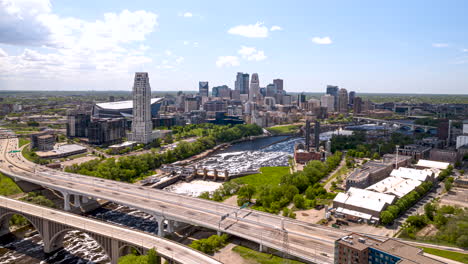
left=353, top=117, right=436, bottom=132
left=0, top=195, right=221, bottom=264
left=0, top=137, right=348, bottom=264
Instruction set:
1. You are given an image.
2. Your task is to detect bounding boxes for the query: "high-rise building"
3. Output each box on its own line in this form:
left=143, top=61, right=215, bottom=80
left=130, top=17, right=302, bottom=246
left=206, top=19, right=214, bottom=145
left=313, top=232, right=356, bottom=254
left=321, top=94, right=335, bottom=112
left=326, top=85, right=339, bottom=109
left=353, top=96, right=363, bottom=114
left=273, top=79, right=283, bottom=92
left=129, top=72, right=153, bottom=144
left=249, top=73, right=260, bottom=102
left=66, top=110, right=90, bottom=137
left=235, top=72, right=250, bottom=95
left=88, top=118, right=126, bottom=145
left=266, top=83, right=277, bottom=97
left=184, top=97, right=199, bottom=112
left=212, top=85, right=229, bottom=97
left=349, top=91, right=356, bottom=106
left=297, top=92, right=306, bottom=107
left=338, top=88, right=348, bottom=113
left=199, top=81, right=209, bottom=97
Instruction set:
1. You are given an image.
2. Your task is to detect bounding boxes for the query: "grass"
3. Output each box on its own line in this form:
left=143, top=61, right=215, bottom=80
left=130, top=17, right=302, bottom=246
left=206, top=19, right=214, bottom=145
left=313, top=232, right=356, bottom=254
left=419, top=246, right=468, bottom=263
left=0, top=173, right=22, bottom=196
left=232, top=245, right=305, bottom=264
left=232, top=166, right=289, bottom=187
left=266, top=124, right=301, bottom=135
left=324, top=164, right=348, bottom=185
left=18, top=138, right=30, bottom=147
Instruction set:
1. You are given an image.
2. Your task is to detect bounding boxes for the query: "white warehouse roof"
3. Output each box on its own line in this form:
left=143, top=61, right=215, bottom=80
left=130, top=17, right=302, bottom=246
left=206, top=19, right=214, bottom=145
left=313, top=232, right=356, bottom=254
left=416, top=159, right=450, bottom=170
left=96, top=98, right=163, bottom=110
left=390, top=167, right=433, bottom=182
left=334, top=187, right=396, bottom=213
left=366, top=176, right=422, bottom=198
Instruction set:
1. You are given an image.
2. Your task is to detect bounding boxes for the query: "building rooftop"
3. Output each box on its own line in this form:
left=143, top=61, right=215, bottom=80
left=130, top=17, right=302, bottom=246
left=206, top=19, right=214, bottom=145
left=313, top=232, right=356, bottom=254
left=416, top=159, right=450, bottom=170
left=390, top=167, right=433, bottom=182
left=36, top=144, right=87, bottom=158
left=373, top=239, right=444, bottom=264
left=334, top=187, right=396, bottom=212
left=336, top=233, right=382, bottom=251
left=366, top=176, right=422, bottom=198
left=95, top=98, right=163, bottom=110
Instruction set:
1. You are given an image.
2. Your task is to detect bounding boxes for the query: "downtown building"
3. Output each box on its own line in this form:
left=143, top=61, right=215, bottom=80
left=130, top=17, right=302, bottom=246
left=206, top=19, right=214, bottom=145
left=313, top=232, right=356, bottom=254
left=199, top=81, right=209, bottom=97
left=128, top=72, right=156, bottom=144
left=235, top=72, right=250, bottom=95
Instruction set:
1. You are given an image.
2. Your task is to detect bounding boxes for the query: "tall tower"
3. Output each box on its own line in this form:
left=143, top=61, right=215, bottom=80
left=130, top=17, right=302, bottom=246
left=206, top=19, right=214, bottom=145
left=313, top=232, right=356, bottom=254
left=130, top=72, right=153, bottom=144
left=338, top=88, right=348, bottom=113
left=305, top=120, right=311, bottom=151
left=249, top=73, right=260, bottom=102
left=235, top=72, right=250, bottom=95
left=199, top=81, right=209, bottom=97
left=314, top=121, right=320, bottom=151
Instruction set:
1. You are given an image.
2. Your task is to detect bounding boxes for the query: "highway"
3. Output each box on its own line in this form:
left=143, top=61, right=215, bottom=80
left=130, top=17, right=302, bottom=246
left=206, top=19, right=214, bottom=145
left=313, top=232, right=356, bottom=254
left=0, top=137, right=349, bottom=264
left=0, top=195, right=221, bottom=264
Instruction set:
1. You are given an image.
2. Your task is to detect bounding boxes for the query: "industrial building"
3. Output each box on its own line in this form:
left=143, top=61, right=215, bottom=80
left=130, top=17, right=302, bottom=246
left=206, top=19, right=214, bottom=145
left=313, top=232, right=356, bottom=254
left=415, top=159, right=450, bottom=170
left=35, top=144, right=87, bottom=159
left=334, top=233, right=444, bottom=264
left=365, top=176, right=422, bottom=198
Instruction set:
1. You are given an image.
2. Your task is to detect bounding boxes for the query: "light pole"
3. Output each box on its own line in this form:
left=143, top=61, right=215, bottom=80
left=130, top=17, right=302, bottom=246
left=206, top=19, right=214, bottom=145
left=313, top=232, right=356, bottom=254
left=395, top=145, right=400, bottom=169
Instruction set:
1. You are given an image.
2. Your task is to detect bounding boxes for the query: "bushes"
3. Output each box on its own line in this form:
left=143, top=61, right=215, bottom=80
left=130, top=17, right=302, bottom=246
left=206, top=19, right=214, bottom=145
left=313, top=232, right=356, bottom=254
left=118, top=248, right=160, bottom=264
left=189, top=234, right=229, bottom=254
left=20, top=192, right=56, bottom=208
left=437, top=165, right=453, bottom=181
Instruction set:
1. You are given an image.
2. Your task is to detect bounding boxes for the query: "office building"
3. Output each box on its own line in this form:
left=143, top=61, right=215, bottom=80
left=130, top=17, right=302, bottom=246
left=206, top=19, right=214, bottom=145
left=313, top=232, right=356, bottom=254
left=235, top=72, right=250, bottom=95
left=129, top=72, right=153, bottom=144
left=321, top=94, right=335, bottom=112
left=203, top=100, right=226, bottom=112
left=297, top=92, right=306, bottom=107
left=338, top=88, right=348, bottom=113
left=335, top=233, right=444, bottom=264
left=273, top=79, right=283, bottom=92
left=349, top=91, right=356, bottom=106
left=212, top=85, right=229, bottom=97
left=266, top=83, right=277, bottom=97
left=88, top=118, right=126, bottom=145
left=30, top=131, right=55, bottom=151
left=353, top=97, right=362, bottom=114
left=199, top=81, right=209, bottom=97
left=66, top=110, right=90, bottom=138
left=249, top=73, right=260, bottom=102
left=184, top=97, right=199, bottom=112
left=326, top=85, right=339, bottom=109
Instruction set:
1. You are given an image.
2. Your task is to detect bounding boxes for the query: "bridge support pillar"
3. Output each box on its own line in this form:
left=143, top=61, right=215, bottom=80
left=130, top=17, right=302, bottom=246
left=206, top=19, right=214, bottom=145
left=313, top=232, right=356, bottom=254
left=167, top=220, right=174, bottom=233
left=154, top=215, right=165, bottom=237
left=62, top=191, right=71, bottom=211
left=259, top=243, right=265, bottom=252
left=110, top=239, right=119, bottom=264
left=203, top=168, right=207, bottom=180
left=82, top=196, right=89, bottom=203
left=224, top=170, right=229, bottom=181
left=74, top=194, right=81, bottom=208
left=213, top=169, right=218, bottom=181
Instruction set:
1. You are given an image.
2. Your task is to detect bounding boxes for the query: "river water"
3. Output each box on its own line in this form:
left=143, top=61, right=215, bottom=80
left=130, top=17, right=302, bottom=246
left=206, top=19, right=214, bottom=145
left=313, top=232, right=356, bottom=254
left=0, top=136, right=302, bottom=264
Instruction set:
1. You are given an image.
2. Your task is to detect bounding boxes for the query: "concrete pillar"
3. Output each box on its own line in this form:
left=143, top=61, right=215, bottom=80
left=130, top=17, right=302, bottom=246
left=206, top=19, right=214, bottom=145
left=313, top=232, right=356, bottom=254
left=203, top=168, right=207, bottom=180
left=259, top=243, right=264, bottom=252
left=110, top=239, right=119, bottom=264
left=167, top=220, right=174, bottom=233
left=217, top=230, right=222, bottom=236
left=154, top=216, right=165, bottom=237
left=42, top=219, right=51, bottom=253
left=62, top=192, right=71, bottom=211
left=82, top=196, right=89, bottom=203
left=74, top=194, right=81, bottom=207
left=224, top=170, right=229, bottom=181
left=213, top=169, right=218, bottom=181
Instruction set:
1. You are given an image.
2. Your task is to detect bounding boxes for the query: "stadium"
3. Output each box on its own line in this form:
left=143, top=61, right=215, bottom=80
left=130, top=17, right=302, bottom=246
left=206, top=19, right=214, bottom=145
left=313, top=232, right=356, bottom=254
left=92, top=98, right=164, bottom=118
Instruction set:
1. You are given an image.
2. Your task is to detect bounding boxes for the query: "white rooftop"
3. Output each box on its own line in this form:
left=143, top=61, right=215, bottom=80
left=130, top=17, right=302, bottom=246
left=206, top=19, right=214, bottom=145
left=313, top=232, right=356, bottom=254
left=334, top=187, right=396, bottom=213
left=336, top=207, right=373, bottom=220
left=96, top=98, right=163, bottom=110
left=390, top=167, right=433, bottom=182
left=366, top=176, right=422, bottom=198
left=109, top=141, right=137, bottom=148
left=416, top=159, right=450, bottom=170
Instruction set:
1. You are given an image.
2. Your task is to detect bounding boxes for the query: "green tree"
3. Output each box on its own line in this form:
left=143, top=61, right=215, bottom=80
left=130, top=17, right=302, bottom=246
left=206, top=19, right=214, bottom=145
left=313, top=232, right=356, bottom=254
left=424, top=203, right=436, bottom=221
left=237, top=185, right=256, bottom=206
left=380, top=211, right=394, bottom=225
left=293, top=194, right=306, bottom=209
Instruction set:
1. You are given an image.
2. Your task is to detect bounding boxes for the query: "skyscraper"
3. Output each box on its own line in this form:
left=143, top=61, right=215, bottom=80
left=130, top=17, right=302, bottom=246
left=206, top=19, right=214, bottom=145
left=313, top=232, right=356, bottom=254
left=321, top=94, right=335, bottom=112
left=235, top=72, right=250, bottom=95
left=326, top=85, right=339, bottom=109
left=353, top=96, right=362, bottom=114
left=338, top=88, right=348, bottom=113
left=249, top=73, right=260, bottom=102
left=199, top=81, right=209, bottom=97
left=349, top=91, right=356, bottom=106
left=129, top=72, right=153, bottom=144
left=273, top=79, right=283, bottom=92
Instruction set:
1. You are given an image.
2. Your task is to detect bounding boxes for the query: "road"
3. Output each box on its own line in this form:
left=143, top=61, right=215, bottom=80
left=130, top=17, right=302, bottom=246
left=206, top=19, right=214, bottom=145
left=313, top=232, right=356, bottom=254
left=0, top=137, right=348, bottom=264
left=0, top=195, right=221, bottom=264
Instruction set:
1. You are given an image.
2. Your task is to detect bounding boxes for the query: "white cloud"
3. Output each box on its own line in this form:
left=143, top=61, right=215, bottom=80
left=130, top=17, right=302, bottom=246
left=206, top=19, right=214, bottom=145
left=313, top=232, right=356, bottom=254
left=183, top=12, right=192, bottom=17
left=432, top=43, right=449, bottom=48
left=462, top=48, right=468, bottom=52
left=238, top=46, right=267, bottom=61
left=183, top=40, right=189, bottom=45
left=311, top=36, right=332, bottom=45
left=175, top=56, right=184, bottom=64
left=228, top=22, right=269, bottom=38
left=270, top=25, right=282, bottom=31
left=165, top=50, right=172, bottom=56
left=0, top=0, right=159, bottom=81
left=0, top=48, right=7, bottom=57
left=216, top=56, right=240, bottom=67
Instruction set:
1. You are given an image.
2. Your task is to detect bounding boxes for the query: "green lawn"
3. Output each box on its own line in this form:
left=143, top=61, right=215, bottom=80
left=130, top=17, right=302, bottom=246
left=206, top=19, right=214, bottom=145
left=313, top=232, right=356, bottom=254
left=232, top=245, right=305, bottom=264
left=233, top=166, right=290, bottom=187
left=266, top=124, right=301, bottom=135
left=18, top=138, right=30, bottom=147
left=0, top=173, right=22, bottom=196
left=419, top=247, right=468, bottom=263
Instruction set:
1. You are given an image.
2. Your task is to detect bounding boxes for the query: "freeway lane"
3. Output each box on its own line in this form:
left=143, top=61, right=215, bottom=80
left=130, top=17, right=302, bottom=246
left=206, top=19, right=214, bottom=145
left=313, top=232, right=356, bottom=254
left=0, top=196, right=221, bottom=264
left=0, top=138, right=347, bottom=263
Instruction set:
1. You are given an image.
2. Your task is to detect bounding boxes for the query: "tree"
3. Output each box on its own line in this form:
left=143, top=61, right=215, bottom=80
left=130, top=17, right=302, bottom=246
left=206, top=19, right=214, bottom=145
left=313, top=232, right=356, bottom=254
left=237, top=185, right=256, bottom=206
left=444, top=180, right=452, bottom=192
left=424, top=203, right=436, bottom=221
left=380, top=211, right=394, bottom=225
left=147, top=248, right=160, bottom=264
left=293, top=194, right=306, bottom=209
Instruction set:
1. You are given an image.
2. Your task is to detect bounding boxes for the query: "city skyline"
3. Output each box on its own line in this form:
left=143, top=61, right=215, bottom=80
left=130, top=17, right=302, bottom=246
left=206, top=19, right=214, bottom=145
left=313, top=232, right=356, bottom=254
left=1, top=0, right=468, bottom=94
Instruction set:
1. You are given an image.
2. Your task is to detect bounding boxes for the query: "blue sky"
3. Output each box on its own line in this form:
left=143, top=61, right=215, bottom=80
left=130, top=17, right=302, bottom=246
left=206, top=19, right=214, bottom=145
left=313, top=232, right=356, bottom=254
left=0, top=0, right=467, bottom=93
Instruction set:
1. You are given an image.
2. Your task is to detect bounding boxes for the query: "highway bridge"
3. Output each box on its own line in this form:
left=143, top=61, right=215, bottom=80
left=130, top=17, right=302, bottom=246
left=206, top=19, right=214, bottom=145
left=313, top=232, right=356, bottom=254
left=0, top=195, right=220, bottom=264
left=0, top=137, right=350, bottom=264
left=353, top=117, right=437, bottom=132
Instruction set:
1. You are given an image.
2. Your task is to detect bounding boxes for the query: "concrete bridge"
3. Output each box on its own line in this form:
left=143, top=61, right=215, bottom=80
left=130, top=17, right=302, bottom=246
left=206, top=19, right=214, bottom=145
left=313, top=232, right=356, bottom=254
left=353, top=117, right=436, bottom=132
left=0, top=137, right=350, bottom=264
left=0, top=196, right=221, bottom=264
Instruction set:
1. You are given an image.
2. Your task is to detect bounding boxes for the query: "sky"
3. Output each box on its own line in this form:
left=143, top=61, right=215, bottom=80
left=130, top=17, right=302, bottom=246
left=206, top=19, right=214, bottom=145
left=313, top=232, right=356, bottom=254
left=0, top=0, right=467, bottom=94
